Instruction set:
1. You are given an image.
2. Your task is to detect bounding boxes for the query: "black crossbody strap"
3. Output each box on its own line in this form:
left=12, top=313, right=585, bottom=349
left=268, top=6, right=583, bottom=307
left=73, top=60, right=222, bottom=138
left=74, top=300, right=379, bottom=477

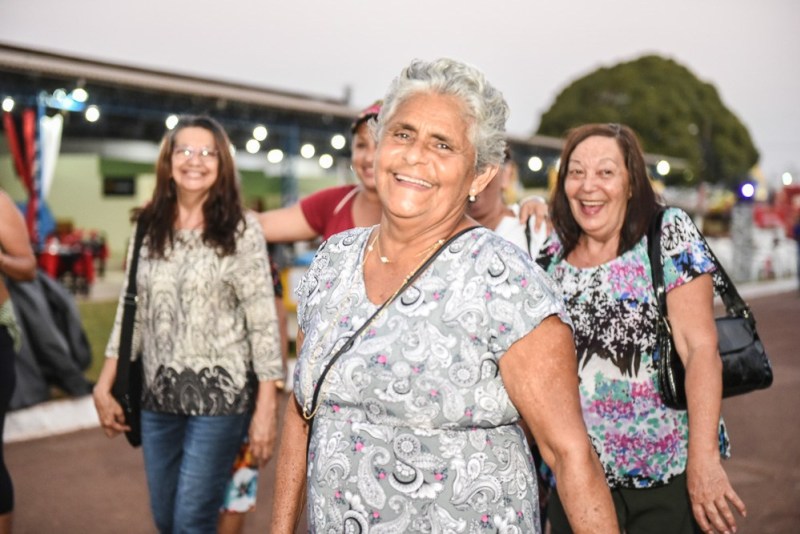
left=114, top=221, right=146, bottom=391
left=305, top=226, right=479, bottom=430
left=647, top=208, right=668, bottom=315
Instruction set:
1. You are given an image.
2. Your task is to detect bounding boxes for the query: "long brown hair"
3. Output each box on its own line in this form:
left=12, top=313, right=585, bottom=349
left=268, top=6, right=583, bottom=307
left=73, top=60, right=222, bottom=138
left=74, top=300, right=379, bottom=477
left=550, top=123, right=658, bottom=258
left=134, top=115, right=244, bottom=258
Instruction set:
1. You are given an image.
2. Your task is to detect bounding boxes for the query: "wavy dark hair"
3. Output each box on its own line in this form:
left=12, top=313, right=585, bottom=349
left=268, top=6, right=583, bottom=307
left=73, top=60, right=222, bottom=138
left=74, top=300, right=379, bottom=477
left=133, top=115, right=244, bottom=258
left=550, top=123, right=659, bottom=259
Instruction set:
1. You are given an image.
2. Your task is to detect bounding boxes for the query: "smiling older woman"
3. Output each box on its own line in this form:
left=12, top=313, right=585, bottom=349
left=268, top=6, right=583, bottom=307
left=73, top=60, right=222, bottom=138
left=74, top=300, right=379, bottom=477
left=537, top=123, right=746, bottom=534
left=270, top=59, right=618, bottom=533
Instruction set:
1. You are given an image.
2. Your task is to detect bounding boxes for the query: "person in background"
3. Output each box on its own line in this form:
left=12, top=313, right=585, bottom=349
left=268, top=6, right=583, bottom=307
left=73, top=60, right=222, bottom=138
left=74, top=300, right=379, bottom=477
left=258, top=100, right=383, bottom=243
left=215, top=102, right=383, bottom=534
left=217, top=243, right=288, bottom=534
left=92, top=115, right=282, bottom=533
left=265, top=244, right=290, bottom=384
left=467, top=146, right=551, bottom=530
left=271, top=57, right=617, bottom=533
left=0, top=190, right=37, bottom=534
left=536, top=123, right=746, bottom=534
left=469, top=146, right=548, bottom=255
left=793, top=214, right=800, bottom=291
left=468, top=146, right=527, bottom=248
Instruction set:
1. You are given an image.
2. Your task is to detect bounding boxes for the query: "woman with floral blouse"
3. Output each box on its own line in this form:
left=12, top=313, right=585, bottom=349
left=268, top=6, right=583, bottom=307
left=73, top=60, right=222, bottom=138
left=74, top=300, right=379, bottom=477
left=537, top=123, right=746, bottom=534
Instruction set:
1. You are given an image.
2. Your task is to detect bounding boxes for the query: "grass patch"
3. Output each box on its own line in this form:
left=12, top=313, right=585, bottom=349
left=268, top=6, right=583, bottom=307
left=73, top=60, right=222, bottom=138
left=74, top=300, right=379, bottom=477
left=76, top=300, right=118, bottom=383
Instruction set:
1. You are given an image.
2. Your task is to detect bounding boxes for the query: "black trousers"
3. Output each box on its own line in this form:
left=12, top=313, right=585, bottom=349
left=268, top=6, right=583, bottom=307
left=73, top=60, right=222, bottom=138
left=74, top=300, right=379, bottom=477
left=0, top=325, right=16, bottom=514
left=548, top=472, right=700, bottom=534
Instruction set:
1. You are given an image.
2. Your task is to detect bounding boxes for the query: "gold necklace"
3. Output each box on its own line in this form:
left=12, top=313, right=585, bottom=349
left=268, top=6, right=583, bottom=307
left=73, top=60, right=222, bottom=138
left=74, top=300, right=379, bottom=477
left=367, top=228, right=447, bottom=264
left=374, top=232, right=391, bottom=264
left=365, top=228, right=385, bottom=263
left=303, top=231, right=450, bottom=421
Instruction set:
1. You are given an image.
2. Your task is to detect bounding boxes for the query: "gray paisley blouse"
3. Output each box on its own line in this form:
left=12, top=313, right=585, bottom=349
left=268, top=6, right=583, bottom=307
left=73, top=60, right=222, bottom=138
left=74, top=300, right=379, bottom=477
left=295, top=226, right=571, bottom=533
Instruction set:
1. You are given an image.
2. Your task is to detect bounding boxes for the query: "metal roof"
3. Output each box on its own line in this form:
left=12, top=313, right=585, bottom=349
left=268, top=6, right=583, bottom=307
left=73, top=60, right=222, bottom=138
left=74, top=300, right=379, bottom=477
left=0, top=43, right=359, bottom=151
left=1, top=43, right=685, bottom=187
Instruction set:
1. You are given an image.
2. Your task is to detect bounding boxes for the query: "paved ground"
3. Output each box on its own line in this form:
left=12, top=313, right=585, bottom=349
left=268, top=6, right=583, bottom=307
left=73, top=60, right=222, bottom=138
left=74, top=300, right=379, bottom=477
left=4, top=284, right=799, bottom=533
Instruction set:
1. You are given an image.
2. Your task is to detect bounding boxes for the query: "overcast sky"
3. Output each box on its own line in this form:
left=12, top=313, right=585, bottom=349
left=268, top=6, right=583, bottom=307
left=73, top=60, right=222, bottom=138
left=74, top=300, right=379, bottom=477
left=2, top=0, right=798, bottom=185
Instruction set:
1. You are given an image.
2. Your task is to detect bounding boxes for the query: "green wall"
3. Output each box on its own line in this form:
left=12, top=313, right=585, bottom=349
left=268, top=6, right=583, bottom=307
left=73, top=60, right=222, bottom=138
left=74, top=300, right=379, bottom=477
left=0, top=154, right=150, bottom=264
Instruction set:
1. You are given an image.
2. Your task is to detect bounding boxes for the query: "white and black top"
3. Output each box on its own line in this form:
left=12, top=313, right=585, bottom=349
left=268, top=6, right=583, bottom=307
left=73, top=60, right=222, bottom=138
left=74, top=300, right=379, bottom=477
left=106, top=212, right=282, bottom=416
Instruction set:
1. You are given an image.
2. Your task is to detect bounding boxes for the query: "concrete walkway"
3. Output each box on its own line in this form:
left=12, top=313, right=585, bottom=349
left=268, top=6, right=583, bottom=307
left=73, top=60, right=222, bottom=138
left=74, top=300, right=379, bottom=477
left=5, top=286, right=798, bottom=533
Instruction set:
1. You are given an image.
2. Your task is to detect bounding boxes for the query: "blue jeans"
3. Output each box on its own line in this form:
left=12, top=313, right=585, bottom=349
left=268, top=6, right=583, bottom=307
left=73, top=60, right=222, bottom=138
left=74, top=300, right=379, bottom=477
left=141, top=410, right=249, bottom=534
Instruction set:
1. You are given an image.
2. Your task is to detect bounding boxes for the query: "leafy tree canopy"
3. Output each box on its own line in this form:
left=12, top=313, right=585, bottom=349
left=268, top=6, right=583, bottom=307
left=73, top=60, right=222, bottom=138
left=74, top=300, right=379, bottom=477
left=536, top=55, right=758, bottom=186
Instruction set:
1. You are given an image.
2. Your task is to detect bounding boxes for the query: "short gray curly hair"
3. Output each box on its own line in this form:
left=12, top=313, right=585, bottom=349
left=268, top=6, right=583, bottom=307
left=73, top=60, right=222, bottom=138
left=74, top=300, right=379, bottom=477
left=372, top=58, right=509, bottom=172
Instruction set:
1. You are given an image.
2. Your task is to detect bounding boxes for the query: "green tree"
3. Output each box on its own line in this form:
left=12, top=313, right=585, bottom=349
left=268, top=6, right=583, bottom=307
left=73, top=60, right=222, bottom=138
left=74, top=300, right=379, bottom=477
left=536, top=55, right=759, bottom=185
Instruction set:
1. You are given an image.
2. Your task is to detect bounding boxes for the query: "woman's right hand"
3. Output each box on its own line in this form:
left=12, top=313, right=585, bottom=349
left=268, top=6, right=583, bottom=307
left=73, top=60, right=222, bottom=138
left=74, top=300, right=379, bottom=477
left=92, top=357, right=130, bottom=438
left=92, top=386, right=129, bottom=438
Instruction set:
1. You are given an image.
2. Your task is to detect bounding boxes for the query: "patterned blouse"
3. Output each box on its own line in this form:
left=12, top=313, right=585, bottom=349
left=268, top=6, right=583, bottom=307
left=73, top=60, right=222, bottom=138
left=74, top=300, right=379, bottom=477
left=105, top=211, right=282, bottom=416
left=537, top=207, right=730, bottom=489
left=294, top=226, right=571, bottom=533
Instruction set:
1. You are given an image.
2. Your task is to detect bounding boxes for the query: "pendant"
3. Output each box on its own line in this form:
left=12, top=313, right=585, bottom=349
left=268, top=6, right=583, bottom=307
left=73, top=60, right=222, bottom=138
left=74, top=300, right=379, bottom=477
left=380, top=255, right=390, bottom=264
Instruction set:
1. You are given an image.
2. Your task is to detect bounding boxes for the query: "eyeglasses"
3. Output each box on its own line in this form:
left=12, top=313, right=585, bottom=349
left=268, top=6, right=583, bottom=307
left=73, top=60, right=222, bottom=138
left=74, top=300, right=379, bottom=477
left=172, top=146, right=219, bottom=161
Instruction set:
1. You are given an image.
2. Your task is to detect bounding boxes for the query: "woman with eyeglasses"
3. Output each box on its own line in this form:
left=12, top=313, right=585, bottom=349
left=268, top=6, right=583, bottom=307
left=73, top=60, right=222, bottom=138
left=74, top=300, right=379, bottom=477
left=92, top=115, right=283, bottom=533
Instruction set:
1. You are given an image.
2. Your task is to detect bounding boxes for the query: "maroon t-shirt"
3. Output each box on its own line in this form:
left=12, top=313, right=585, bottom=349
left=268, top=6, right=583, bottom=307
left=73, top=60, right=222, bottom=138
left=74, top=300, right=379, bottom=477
left=299, top=184, right=359, bottom=240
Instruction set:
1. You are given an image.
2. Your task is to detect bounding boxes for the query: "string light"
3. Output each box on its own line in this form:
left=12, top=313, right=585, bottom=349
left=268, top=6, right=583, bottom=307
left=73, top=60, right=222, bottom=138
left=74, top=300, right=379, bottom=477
left=246, top=139, right=261, bottom=154
left=331, top=134, right=346, bottom=150
left=300, top=143, right=316, bottom=159
left=253, top=125, right=268, bottom=141
left=85, top=105, right=100, bottom=122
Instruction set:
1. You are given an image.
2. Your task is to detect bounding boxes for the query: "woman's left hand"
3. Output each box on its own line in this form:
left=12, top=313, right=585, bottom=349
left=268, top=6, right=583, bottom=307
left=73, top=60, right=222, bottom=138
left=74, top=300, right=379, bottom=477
left=248, top=412, right=277, bottom=466
left=687, top=456, right=747, bottom=533
left=249, top=380, right=280, bottom=466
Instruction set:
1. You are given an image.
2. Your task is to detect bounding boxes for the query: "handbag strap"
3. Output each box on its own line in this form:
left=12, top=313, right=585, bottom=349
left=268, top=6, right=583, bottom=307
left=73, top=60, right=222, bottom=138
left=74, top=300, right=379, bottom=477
left=304, top=225, right=479, bottom=423
left=647, top=208, right=668, bottom=319
left=647, top=207, right=752, bottom=322
left=114, top=221, right=146, bottom=389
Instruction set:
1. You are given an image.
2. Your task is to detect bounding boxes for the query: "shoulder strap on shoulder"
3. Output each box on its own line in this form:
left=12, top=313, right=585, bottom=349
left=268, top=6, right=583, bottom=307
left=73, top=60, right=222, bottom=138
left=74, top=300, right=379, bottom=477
left=332, top=186, right=361, bottom=216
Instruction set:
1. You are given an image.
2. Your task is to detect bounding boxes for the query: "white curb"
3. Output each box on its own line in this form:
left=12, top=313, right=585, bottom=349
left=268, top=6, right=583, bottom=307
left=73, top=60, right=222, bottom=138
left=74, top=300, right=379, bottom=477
left=4, top=395, right=99, bottom=443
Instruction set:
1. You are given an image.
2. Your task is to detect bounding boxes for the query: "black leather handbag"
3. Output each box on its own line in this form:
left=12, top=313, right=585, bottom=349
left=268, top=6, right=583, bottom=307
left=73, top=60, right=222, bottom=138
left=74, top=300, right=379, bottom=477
left=648, top=207, right=773, bottom=410
left=111, top=221, right=146, bottom=447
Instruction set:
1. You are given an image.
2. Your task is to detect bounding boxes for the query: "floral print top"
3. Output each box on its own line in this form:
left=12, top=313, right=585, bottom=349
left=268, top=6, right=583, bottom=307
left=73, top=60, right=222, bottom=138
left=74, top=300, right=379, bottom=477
left=537, top=207, right=730, bottom=489
left=294, top=226, right=571, bottom=533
